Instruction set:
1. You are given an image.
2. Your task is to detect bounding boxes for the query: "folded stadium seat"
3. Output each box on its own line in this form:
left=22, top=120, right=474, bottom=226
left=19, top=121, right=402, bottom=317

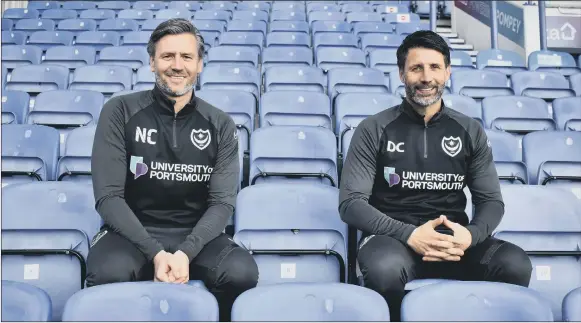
left=260, top=91, right=332, bottom=129
left=13, top=18, right=56, bottom=32
left=1, top=90, right=30, bottom=124
left=74, top=31, right=121, bottom=51
left=97, top=18, right=139, bottom=36
left=194, top=10, right=231, bottom=22
left=264, top=65, right=326, bottom=92
left=382, top=13, right=421, bottom=25
left=336, top=93, right=402, bottom=154
left=570, top=73, right=581, bottom=96
left=1, top=31, right=28, bottom=46
left=482, top=96, right=555, bottom=134
left=375, top=4, right=412, bottom=15
left=206, top=46, right=259, bottom=68
left=1, top=280, right=52, bottom=322
left=451, top=70, right=513, bottom=101
left=231, top=283, right=390, bottom=321
left=2, top=18, right=14, bottom=30
left=56, top=19, right=97, bottom=37
left=272, top=2, right=305, bottom=13
left=269, top=10, right=307, bottom=23
left=311, top=21, right=352, bottom=38
left=69, top=65, right=133, bottom=97
left=388, top=72, right=407, bottom=97
left=563, top=287, right=581, bottom=322
left=395, top=21, right=430, bottom=35
left=227, top=20, right=267, bottom=38
left=236, top=1, right=270, bottom=12
left=346, top=12, right=382, bottom=23
left=442, top=94, right=483, bottom=124
left=196, top=89, right=255, bottom=154
left=232, top=11, right=269, bottom=23
left=316, top=47, right=367, bottom=71
left=450, top=50, right=475, bottom=71
left=266, top=32, right=311, bottom=48
left=200, top=31, right=220, bottom=49
left=79, top=9, right=116, bottom=21
left=522, top=131, right=581, bottom=186
left=476, top=49, right=528, bottom=76
left=308, top=11, right=347, bottom=24
left=269, top=21, right=309, bottom=34
left=368, top=48, right=398, bottom=75
left=56, top=125, right=96, bottom=182
left=193, top=19, right=227, bottom=35
left=132, top=1, right=166, bottom=11
left=62, top=1, right=97, bottom=11
left=413, top=0, right=432, bottom=17
left=5, top=64, right=69, bottom=96
left=353, top=21, right=394, bottom=38
left=493, top=185, right=581, bottom=320
left=202, top=1, right=236, bottom=12
left=485, top=129, right=528, bottom=185
left=168, top=1, right=202, bottom=11
left=61, top=282, right=218, bottom=321
left=27, top=31, right=74, bottom=51
left=528, top=50, right=581, bottom=77
left=3, top=8, right=40, bottom=20
left=327, top=67, right=390, bottom=107
left=200, top=66, right=260, bottom=105
left=249, top=126, right=338, bottom=186
left=154, top=8, right=193, bottom=20
left=27, top=1, right=60, bottom=11
left=218, top=31, right=264, bottom=53
left=96, top=45, right=149, bottom=70
left=360, top=34, right=405, bottom=53
left=511, top=71, right=576, bottom=102
left=401, top=281, right=554, bottom=321
left=342, top=3, right=374, bottom=13
left=40, top=9, right=78, bottom=22
left=121, top=31, right=152, bottom=46
left=117, top=9, right=154, bottom=21
left=233, top=183, right=347, bottom=283
left=42, top=45, right=96, bottom=70
left=313, top=32, right=358, bottom=52
left=133, top=66, right=154, bottom=91
left=96, top=0, right=131, bottom=12
left=307, top=2, right=341, bottom=13
left=553, top=97, right=581, bottom=131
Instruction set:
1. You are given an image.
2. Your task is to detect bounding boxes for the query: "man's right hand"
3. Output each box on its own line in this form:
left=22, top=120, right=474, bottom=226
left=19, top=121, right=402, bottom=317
left=406, top=215, right=465, bottom=261
left=153, top=250, right=176, bottom=283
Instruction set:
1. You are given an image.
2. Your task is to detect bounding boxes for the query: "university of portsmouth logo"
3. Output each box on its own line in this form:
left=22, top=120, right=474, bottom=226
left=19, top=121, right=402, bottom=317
left=441, top=136, right=462, bottom=157
left=129, top=156, right=148, bottom=179
left=384, top=167, right=400, bottom=187
left=191, top=129, right=211, bottom=150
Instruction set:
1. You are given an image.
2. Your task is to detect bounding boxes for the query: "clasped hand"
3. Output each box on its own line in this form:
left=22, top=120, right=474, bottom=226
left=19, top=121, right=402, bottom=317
left=153, top=250, right=190, bottom=283
left=407, top=215, right=472, bottom=262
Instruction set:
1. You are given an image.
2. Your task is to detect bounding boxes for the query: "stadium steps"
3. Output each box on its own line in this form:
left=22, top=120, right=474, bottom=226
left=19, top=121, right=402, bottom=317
left=437, top=28, right=478, bottom=64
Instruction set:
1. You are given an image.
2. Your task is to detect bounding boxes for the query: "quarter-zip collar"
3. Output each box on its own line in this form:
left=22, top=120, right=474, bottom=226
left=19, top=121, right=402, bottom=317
left=399, top=97, right=448, bottom=126
left=151, top=84, right=197, bottom=117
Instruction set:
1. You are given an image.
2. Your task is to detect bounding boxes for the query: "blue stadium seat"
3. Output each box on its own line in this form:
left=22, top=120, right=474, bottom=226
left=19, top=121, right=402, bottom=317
left=395, top=22, right=429, bottom=35
left=313, top=32, right=358, bottom=50
left=117, top=9, right=154, bottom=21
left=2, top=181, right=102, bottom=320
left=139, top=18, right=164, bottom=31
left=522, top=131, right=581, bottom=186
left=442, top=94, right=483, bottom=124
left=236, top=1, right=270, bottom=12
left=168, top=1, right=202, bottom=11
left=450, top=50, right=475, bottom=71
left=482, top=96, right=555, bottom=134
left=200, top=65, right=260, bottom=99
left=27, top=31, right=74, bottom=51
left=28, top=89, right=103, bottom=129
left=368, top=48, right=398, bottom=75
left=451, top=70, right=513, bottom=100
left=2, top=65, right=7, bottom=89
left=264, top=65, right=325, bottom=92
left=155, top=8, right=193, bottom=20
left=342, top=3, right=373, bottom=13
left=511, top=71, right=576, bottom=101
left=206, top=46, right=258, bottom=68
left=346, top=12, right=382, bottom=23
left=132, top=1, right=166, bottom=11
left=196, top=89, right=255, bottom=153
left=327, top=67, right=389, bottom=104
left=56, top=19, right=97, bottom=36
left=232, top=10, right=269, bottom=22
left=553, top=97, right=581, bottom=131
left=485, top=129, right=527, bottom=184
left=42, top=45, right=96, bottom=69
left=353, top=21, right=394, bottom=37
left=57, top=125, right=96, bottom=182
left=476, top=49, right=527, bottom=75
left=269, top=21, right=309, bottom=33
left=133, top=66, right=154, bottom=91
left=2, top=18, right=14, bottom=30
left=27, top=1, right=60, bottom=11
left=563, top=287, right=581, bottom=322
left=79, top=9, right=116, bottom=20
left=13, top=19, right=55, bottom=32
left=218, top=31, right=264, bottom=52
left=361, top=33, right=405, bottom=53
left=1, top=31, right=28, bottom=46
left=6, top=64, right=69, bottom=94
left=528, top=50, right=581, bottom=76
left=266, top=32, right=310, bottom=48
left=41, top=9, right=78, bottom=21
left=307, top=2, right=341, bottom=13
left=308, top=11, right=346, bottom=24
left=1, top=90, right=30, bottom=124
left=200, top=31, right=220, bottom=48
left=121, top=31, right=151, bottom=46
left=75, top=31, right=121, bottom=51
left=194, top=10, right=231, bottom=22
left=336, top=93, right=401, bottom=153
left=96, top=45, right=149, bottom=70
left=260, top=91, right=332, bottom=129
left=311, top=20, right=352, bottom=35
left=388, top=72, right=407, bottom=97
left=233, top=183, right=347, bottom=283
left=316, top=47, right=366, bottom=71
left=413, top=0, right=432, bottom=16
left=382, top=12, right=420, bottom=24
left=1, top=125, right=59, bottom=184
left=272, top=2, right=305, bottom=13
left=61, top=282, right=218, bottom=321
left=270, top=10, right=307, bottom=22
left=193, top=19, right=227, bottom=33
left=1, top=280, right=52, bottom=322
left=202, top=1, right=236, bottom=12
left=570, top=73, right=581, bottom=96
left=69, top=65, right=133, bottom=95
left=62, top=1, right=97, bottom=11
left=375, top=3, right=411, bottom=14
left=98, top=18, right=139, bottom=34
left=227, top=20, right=267, bottom=37
left=96, top=1, right=131, bottom=11
left=3, top=8, right=40, bottom=20
left=249, top=126, right=338, bottom=186
left=493, top=185, right=581, bottom=321
left=232, top=283, right=390, bottom=321
left=401, top=281, right=554, bottom=321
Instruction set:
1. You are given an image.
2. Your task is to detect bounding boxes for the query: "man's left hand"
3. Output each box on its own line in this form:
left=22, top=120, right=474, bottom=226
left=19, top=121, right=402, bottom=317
left=169, top=250, right=190, bottom=284
left=423, top=216, right=472, bottom=261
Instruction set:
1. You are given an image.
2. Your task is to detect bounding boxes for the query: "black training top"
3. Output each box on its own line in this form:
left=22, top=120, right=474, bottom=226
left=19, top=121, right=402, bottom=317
left=91, top=85, right=239, bottom=261
left=339, top=98, right=504, bottom=247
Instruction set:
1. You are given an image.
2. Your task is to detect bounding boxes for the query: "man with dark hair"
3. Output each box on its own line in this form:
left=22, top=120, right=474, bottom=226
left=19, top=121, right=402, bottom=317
left=87, top=18, right=258, bottom=321
left=339, top=30, right=532, bottom=321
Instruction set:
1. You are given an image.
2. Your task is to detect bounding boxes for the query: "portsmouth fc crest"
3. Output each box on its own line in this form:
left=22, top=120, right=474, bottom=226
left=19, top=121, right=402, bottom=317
left=441, top=136, right=462, bottom=157
left=191, top=129, right=211, bottom=150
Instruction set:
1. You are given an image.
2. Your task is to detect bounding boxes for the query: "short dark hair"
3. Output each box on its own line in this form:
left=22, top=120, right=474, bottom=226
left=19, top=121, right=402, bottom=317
left=396, top=30, right=450, bottom=70
left=147, top=18, right=204, bottom=59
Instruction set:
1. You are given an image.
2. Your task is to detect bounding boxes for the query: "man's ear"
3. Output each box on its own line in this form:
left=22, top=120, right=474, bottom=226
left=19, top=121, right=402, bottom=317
left=150, top=56, right=154, bottom=73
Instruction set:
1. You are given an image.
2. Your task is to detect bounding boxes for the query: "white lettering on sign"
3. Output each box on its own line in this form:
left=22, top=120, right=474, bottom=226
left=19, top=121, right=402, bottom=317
left=497, top=10, right=522, bottom=34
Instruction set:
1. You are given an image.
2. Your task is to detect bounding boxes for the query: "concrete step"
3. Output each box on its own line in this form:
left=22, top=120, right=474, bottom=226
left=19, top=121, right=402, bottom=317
left=438, top=32, right=459, bottom=39
left=437, top=27, right=452, bottom=33
left=451, top=43, right=474, bottom=51
left=449, top=38, right=465, bottom=44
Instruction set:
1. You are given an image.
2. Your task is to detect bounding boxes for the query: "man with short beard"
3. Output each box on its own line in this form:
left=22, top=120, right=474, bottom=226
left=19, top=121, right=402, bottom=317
left=339, top=31, right=532, bottom=321
left=87, top=18, right=258, bottom=321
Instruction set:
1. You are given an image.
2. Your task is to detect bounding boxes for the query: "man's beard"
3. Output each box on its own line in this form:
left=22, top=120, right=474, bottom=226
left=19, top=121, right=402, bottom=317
left=154, top=68, right=196, bottom=97
left=403, top=75, right=446, bottom=108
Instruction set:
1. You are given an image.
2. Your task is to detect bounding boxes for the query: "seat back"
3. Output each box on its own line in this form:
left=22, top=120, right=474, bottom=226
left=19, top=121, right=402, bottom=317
left=1, top=90, right=30, bottom=124
left=266, top=32, right=310, bottom=48
left=236, top=2, right=270, bottom=12
left=117, top=9, right=154, bottom=21
left=6, top=64, right=69, bottom=94
left=511, top=71, right=575, bottom=100
left=313, top=32, right=358, bottom=50
left=451, top=70, right=513, bottom=100
left=482, top=96, right=554, bottom=133
left=2, top=31, right=29, bottom=45
left=56, top=19, right=97, bottom=36
left=360, top=33, right=405, bottom=53
left=75, top=31, right=121, bottom=51
left=347, top=12, right=382, bottom=23
left=570, top=73, right=581, bottom=96
left=353, top=21, right=393, bottom=38
left=57, top=126, right=96, bottom=182
left=168, top=1, right=202, bottom=11
left=1, top=45, right=43, bottom=69
left=14, top=19, right=55, bottom=32
left=553, top=97, right=581, bottom=131
left=270, top=10, right=307, bottom=22
left=41, top=9, right=78, bottom=21
left=269, top=20, right=309, bottom=33
left=264, top=65, right=325, bottom=92
left=563, top=287, right=581, bottom=322
left=218, top=31, right=264, bottom=52
left=528, top=50, right=581, bottom=76
left=132, top=1, right=166, bottom=11
left=327, top=67, right=389, bottom=103
left=1, top=280, right=52, bottom=322
left=316, top=47, right=366, bottom=71
left=3, top=8, right=40, bottom=19
left=206, top=46, right=259, bottom=68
left=311, top=20, right=351, bottom=35
left=69, top=65, right=133, bottom=94
left=261, top=47, right=313, bottom=71
left=79, top=9, right=116, bottom=20
left=442, top=94, right=482, bottom=124
left=155, top=9, right=193, bottom=20
left=194, top=10, right=231, bottom=22
left=368, top=48, right=398, bottom=75
left=121, top=31, right=152, bottom=46
left=260, top=91, right=331, bottom=129
left=199, top=65, right=260, bottom=99
left=227, top=20, right=267, bottom=36
left=485, top=129, right=527, bottom=184
left=27, top=90, right=104, bottom=128
left=98, top=18, right=139, bottom=34
left=62, top=1, right=97, bottom=10
left=308, top=11, right=346, bottom=24
left=96, top=46, right=149, bottom=70
left=450, top=50, right=475, bottom=70
left=43, top=45, right=96, bottom=69
left=476, top=49, right=527, bottom=75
